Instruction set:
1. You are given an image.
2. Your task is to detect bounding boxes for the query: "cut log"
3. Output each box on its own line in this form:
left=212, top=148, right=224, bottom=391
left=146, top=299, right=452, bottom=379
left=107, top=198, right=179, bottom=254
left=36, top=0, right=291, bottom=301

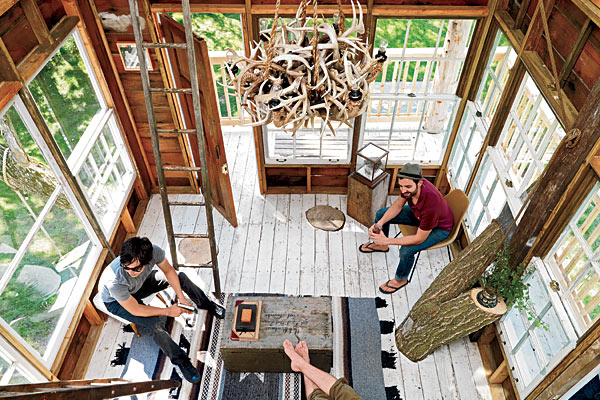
left=395, top=220, right=504, bottom=361
left=396, top=288, right=506, bottom=362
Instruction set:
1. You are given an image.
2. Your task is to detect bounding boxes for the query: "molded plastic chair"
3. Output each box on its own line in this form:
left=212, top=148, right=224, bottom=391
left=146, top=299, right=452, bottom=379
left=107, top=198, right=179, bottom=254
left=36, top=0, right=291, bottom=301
left=397, top=188, right=469, bottom=282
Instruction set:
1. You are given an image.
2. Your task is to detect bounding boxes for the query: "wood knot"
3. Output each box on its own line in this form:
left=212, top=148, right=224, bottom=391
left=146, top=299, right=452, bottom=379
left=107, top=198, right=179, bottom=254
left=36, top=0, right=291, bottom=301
left=565, top=128, right=581, bottom=149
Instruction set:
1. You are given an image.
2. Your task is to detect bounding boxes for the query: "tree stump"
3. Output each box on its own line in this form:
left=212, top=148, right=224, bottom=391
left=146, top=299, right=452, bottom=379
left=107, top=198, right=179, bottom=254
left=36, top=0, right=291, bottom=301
left=396, top=288, right=506, bottom=362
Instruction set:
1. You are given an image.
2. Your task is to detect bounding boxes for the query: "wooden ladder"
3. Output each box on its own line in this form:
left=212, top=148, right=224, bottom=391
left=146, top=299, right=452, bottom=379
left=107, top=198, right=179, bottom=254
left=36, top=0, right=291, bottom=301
left=127, top=0, right=221, bottom=296
left=0, top=378, right=179, bottom=399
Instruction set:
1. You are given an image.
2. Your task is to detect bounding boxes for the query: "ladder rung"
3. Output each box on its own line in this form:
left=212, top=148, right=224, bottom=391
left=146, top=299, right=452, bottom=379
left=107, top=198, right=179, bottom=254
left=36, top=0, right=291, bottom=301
left=163, top=166, right=202, bottom=172
left=174, top=233, right=209, bottom=239
left=176, top=263, right=213, bottom=269
left=143, top=42, right=187, bottom=49
left=149, top=88, right=193, bottom=94
left=157, top=128, right=198, bottom=135
left=168, top=201, right=205, bottom=206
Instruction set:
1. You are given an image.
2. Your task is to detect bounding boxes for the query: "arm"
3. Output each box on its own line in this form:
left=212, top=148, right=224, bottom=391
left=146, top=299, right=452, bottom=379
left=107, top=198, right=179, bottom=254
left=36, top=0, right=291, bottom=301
left=156, top=258, right=188, bottom=304
left=370, top=227, right=431, bottom=246
left=117, top=295, right=185, bottom=317
left=369, top=196, right=407, bottom=235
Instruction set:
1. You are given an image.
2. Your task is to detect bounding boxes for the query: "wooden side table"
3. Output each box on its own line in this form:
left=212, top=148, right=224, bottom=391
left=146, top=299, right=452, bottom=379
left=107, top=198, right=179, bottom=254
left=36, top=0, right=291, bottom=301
left=346, top=171, right=390, bottom=227
left=220, top=295, right=333, bottom=372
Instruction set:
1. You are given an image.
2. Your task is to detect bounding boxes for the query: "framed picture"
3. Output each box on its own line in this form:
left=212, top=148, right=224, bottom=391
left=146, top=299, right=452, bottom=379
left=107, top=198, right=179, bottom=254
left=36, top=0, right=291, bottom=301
left=117, top=42, right=153, bottom=71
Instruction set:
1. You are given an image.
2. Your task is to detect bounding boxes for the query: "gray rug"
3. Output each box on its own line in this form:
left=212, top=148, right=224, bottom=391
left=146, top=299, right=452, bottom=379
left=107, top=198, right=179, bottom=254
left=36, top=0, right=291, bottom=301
left=347, top=298, right=387, bottom=400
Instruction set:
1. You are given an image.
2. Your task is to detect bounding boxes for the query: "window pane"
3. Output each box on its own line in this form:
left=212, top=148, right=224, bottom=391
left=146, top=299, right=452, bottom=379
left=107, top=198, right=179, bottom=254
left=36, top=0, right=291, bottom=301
left=514, top=337, right=541, bottom=387
left=535, top=307, right=570, bottom=362
left=504, top=307, right=527, bottom=347
left=0, top=198, right=94, bottom=357
left=28, top=36, right=102, bottom=159
left=8, top=369, right=30, bottom=384
left=0, top=107, right=60, bottom=266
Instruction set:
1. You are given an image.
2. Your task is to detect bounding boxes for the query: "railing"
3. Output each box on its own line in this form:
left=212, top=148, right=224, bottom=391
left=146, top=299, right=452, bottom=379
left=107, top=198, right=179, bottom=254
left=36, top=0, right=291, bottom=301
left=208, top=47, right=506, bottom=126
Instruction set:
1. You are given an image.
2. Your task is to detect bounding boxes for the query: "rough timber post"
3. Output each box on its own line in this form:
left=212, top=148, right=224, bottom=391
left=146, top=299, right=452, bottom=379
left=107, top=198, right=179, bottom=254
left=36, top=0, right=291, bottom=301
left=396, top=220, right=504, bottom=361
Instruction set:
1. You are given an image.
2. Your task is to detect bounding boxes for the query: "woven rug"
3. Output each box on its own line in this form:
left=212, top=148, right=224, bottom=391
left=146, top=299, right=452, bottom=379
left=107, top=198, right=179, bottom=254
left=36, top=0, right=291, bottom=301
left=195, top=294, right=301, bottom=400
left=375, top=296, right=403, bottom=400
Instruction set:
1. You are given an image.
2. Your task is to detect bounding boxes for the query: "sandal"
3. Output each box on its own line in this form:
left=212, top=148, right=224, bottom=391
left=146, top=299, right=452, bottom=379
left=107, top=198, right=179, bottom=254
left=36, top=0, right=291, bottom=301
left=359, top=242, right=390, bottom=254
left=379, top=279, right=408, bottom=294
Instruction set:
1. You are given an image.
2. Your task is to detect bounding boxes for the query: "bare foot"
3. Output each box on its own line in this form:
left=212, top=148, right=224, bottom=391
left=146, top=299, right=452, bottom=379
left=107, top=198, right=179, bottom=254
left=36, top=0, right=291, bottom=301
left=295, top=340, right=310, bottom=363
left=283, top=340, right=306, bottom=373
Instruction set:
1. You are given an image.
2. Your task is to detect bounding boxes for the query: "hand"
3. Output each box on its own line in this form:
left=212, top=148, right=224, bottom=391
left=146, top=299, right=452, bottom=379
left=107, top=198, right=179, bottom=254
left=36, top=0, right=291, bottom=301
left=165, top=304, right=187, bottom=317
left=368, top=223, right=382, bottom=235
left=178, top=297, right=193, bottom=308
left=368, top=229, right=388, bottom=245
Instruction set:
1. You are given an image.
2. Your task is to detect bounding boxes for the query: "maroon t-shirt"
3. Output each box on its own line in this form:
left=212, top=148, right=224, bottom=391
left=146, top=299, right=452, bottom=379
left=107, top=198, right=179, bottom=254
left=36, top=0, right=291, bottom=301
left=408, top=180, right=454, bottom=232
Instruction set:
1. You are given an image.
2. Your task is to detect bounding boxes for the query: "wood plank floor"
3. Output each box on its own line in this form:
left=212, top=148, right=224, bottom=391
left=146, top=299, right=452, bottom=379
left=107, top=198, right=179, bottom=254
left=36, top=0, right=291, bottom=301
left=87, top=126, right=492, bottom=399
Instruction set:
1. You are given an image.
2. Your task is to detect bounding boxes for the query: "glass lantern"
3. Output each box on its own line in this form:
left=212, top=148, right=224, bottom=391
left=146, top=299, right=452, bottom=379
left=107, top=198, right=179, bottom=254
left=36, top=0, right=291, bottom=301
left=355, top=142, right=389, bottom=186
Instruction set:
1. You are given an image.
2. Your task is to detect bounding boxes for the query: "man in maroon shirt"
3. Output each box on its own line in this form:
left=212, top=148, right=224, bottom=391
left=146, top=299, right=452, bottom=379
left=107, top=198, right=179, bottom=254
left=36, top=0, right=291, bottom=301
left=358, top=163, right=454, bottom=294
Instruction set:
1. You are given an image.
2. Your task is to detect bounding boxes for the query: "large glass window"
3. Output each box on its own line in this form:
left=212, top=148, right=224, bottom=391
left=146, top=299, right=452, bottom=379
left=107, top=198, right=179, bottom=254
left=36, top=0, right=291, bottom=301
left=28, top=32, right=135, bottom=235
left=362, top=18, right=473, bottom=164
left=0, top=27, right=135, bottom=372
left=0, top=102, right=100, bottom=364
left=498, top=259, right=578, bottom=397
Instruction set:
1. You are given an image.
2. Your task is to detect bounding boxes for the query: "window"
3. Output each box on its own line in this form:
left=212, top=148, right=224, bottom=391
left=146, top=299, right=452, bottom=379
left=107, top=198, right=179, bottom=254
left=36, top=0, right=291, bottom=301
left=28, top=32, right=135, bottom=235
left=0, top=101, right=101, bottom=365
left=498, top=259, right=578, bottom=396
left=0, top=27, right=135, bottom=371
left=362, top=19, right=473, bottom=164
left=544, top=184, right=600, bottom=333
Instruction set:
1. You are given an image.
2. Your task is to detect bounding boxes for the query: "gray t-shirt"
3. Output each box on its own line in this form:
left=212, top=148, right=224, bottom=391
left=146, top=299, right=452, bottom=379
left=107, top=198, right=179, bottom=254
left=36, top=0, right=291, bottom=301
left=100, top=245, right=166, bottom=303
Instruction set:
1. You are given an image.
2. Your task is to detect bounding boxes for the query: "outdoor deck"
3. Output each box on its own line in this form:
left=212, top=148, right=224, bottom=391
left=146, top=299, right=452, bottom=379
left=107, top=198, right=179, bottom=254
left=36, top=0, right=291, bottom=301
left=87, top=126, right=492, bottom=400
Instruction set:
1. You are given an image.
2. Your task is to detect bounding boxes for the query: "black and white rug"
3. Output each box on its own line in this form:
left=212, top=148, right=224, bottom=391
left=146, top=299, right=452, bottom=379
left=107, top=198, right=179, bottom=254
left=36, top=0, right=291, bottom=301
left=375, top=296, right=403, bottom=400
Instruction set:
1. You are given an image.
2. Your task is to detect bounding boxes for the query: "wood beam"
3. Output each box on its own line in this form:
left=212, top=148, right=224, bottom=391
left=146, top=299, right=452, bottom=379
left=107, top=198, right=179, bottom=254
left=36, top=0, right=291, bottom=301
left=16, top=16, right=79, bottom=83
left=570, top=0, right=600, bottom=31
left=150, top=3, right=245, bottom=13
left=558, top=18, right=593, bottom=88
left=522, top=0, right=556, bottom=52
left=21, top=0, right=53, bottom=45
left=0, top=0, right=18, bottom=16
left=514, top=0, right=531, bottom=28
left=0, top=80, right=20, bottom=111
left=495, top=11, right=578, bottom=129
left=370, top=5, right=488, bottom=18
left=435, top=0, right=501, bottom=188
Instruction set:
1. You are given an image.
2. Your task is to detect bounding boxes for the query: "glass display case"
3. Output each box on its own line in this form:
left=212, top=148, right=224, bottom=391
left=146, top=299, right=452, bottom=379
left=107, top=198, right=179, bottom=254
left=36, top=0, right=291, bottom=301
left=355, top=142, right=389, bottom=186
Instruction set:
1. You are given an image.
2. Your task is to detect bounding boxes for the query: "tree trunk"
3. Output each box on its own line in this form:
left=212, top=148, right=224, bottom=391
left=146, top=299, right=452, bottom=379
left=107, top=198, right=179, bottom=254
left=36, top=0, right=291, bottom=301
left=395, top=220, right=504, bottom=360
left=396, top=288, right=506, bottom=362
left=423, top=20, right=472, bottom=133
left=0, top=141, right=70, bottom=209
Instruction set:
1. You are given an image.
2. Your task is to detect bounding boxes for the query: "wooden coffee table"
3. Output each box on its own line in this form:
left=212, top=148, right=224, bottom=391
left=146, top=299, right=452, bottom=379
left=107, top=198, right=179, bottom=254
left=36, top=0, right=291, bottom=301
left=220, top=295, right=333, bottom=373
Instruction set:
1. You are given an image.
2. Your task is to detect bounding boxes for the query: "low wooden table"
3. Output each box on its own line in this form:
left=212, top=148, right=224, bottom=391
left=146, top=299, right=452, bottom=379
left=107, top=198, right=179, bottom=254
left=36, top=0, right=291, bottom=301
left=220, top=295, right=333, bottom=373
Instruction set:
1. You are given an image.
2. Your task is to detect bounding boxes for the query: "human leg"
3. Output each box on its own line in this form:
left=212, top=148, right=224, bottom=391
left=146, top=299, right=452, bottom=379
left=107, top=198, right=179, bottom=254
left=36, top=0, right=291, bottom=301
left=395, top=228, right=450, bottom=281
left=283, top=340, right=337, bottom=395
left=295, top=341, right=318, bottom=397
left=361, top=206, right=420, bottom=253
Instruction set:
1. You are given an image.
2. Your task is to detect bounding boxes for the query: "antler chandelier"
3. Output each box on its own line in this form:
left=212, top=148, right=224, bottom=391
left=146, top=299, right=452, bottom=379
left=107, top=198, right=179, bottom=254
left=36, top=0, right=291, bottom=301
left=224, top=0, right=387, bottom=135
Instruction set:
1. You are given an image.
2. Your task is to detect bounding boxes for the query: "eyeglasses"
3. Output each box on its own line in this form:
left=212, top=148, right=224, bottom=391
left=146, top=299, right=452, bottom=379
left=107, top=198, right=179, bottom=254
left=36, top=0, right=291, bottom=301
left=121, top=262, right=145, bottom=272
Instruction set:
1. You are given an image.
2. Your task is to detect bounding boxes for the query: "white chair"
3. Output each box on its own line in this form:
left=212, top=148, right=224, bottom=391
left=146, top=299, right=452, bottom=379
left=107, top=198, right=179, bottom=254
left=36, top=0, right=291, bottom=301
left=93, top=291, right=167, bottom=338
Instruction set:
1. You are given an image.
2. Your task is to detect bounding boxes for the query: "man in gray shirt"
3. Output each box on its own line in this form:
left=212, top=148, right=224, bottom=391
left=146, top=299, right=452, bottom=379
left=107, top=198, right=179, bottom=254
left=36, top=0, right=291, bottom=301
left=99, top=236, right=225, bottom=383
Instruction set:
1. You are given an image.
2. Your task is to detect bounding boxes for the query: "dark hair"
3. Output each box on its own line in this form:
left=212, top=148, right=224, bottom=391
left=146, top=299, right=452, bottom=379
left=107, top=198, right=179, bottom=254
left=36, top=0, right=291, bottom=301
left=120, top=237, right=153, bottom=266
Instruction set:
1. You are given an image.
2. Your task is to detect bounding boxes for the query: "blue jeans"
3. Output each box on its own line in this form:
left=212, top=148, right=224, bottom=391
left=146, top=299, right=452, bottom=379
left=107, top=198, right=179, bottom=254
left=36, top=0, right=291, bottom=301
left=105, top=270, right=213, bottom=366
left=375, top=206, right=450, bottom=281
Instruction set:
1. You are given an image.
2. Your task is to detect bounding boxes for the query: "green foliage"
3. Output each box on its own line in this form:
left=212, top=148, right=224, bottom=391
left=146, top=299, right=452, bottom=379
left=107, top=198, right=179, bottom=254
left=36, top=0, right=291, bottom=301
left=480, top=246, right=548, bottom=330
left=0, top=281, right=57, bottom=354
left=169, top=13, right=243, bottom=51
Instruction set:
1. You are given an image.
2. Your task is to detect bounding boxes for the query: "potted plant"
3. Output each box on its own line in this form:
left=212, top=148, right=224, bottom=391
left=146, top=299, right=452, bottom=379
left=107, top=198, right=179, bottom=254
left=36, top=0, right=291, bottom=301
left=479, top=246, right=547, bottom=329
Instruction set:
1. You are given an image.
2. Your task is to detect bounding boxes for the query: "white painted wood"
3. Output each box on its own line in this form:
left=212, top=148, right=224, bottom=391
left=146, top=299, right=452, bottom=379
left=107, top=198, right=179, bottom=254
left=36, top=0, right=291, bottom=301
left=285, top=194, right=302, bottom=295
left=88, top=128, right=495, bottom=400
left=270, top=195, right=289, bottom=294
left=299, top=194, right=316, bottom=295
left=328, top=195, right=345, bottom=297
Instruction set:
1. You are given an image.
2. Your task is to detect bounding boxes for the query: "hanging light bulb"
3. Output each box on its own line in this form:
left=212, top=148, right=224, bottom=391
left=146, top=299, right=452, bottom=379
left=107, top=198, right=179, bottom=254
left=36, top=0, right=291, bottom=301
left=333, top=13, right=340, bottom=34
left=259, top=18, right=271, bottom=42
left=349, top=86, right=362, bottom=101
left=226, top=52, right=239, bottom=74
left=269, top=84, right=283, bottom=108
left=376, top=39, right=388, bottom=62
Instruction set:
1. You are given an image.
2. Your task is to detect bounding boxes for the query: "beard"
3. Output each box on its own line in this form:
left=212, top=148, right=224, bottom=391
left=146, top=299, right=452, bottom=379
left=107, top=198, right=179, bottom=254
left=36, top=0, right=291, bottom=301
left=401, top=188, right=417, bottom=199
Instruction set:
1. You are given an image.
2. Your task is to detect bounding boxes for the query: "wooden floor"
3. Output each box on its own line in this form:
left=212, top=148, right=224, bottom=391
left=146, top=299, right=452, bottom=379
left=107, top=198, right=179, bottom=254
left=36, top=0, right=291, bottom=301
left=87, top=126, right=493, bottom=400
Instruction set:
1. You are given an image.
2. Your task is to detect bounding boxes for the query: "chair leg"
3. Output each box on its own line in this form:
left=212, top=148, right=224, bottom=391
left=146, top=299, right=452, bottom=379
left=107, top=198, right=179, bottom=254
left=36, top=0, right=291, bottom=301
left=156, top=292, right=168, bottom=306
left=130, top=323, right=141, bottom=338
left=407, top=251, right=421, bottom=283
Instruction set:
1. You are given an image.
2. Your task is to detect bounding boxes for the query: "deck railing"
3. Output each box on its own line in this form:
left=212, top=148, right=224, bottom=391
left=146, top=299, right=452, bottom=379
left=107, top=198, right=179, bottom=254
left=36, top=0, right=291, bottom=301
left=208, top=47, right=505, bottom=126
